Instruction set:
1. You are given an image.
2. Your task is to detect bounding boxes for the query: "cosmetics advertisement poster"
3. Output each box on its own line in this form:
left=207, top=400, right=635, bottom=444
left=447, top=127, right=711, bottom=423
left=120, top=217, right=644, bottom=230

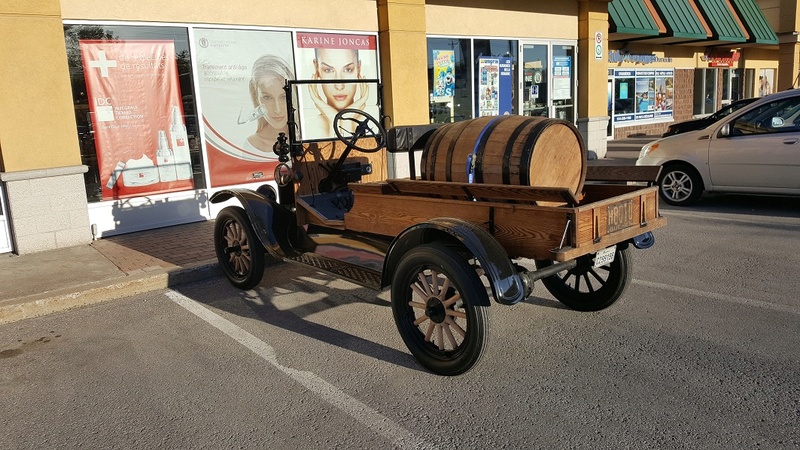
left=295, top=32, right=379, bottom=141
left=193, top=29, right=294, bottom=187
left=80, top=40, right=194, bottom=200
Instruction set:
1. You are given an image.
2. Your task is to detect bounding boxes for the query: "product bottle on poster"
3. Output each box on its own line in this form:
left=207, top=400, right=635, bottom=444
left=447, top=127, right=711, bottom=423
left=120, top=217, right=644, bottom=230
left=156, top=130, right=177, bottom=182
left=169, top=105, right=192, bottom=180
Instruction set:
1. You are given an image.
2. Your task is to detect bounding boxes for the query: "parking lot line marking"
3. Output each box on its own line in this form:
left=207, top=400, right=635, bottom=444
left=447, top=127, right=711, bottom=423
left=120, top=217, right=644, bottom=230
left=633, top=279, right=800, bottom=315
left=166, top=290, right=437, bottom=450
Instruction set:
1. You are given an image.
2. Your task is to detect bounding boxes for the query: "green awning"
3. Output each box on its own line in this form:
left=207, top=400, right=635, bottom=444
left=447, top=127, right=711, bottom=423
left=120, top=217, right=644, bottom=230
left=695, top=0, right=747, bottom=43
left=730, top=0, right=779, bottom=45
left=651, top=0, right=708, bottom=40
left=609, top=0, right=661, bottom=37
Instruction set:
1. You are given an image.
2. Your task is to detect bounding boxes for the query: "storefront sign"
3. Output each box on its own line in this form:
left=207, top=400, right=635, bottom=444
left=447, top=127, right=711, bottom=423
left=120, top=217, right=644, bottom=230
left=433, top=50, right=455, bottom=99
left=594, top=32, right=603, bottom=61
left=194, top=28, right=293, bottom=188
left=608, top=50, right=672, bottom=65
left=498, top=57, right=513, bottom=115
left=701, top=50, right=740, bottom=67
left=80, top=40, right=194, bottom=200
left=478, top=57, right=500, bottom=116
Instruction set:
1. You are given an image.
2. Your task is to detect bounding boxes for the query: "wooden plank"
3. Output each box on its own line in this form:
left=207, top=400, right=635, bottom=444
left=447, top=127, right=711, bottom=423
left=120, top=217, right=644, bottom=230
left=383, top=179, right=581, bottom=205
left=585, top=165, right=661, bottom=183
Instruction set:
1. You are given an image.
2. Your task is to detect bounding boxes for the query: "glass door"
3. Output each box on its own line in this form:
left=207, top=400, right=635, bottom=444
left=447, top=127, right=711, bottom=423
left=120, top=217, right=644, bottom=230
left=552, top=43, right=576, bottom=122
left=521, top=42, right=549, bottom=117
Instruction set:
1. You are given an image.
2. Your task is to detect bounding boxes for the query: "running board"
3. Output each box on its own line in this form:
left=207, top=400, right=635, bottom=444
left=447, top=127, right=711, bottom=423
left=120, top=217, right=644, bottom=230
left=285, top=253, right=382, bottom=290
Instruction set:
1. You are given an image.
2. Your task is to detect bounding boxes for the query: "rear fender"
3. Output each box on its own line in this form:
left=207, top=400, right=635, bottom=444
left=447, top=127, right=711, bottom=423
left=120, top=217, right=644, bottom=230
left=210, top=187, right=298, bottom=258
left=383, top=218, right=525, bottom=305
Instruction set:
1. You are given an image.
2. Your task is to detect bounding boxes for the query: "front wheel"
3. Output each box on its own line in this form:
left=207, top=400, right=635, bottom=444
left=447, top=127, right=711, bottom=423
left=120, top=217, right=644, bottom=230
left=214, top=206, right=265, bottom=290
left=536, top=246, right=632, bottom=312
left=391, top=244, right=490, bottom=376
left=658, top=163, right=703, bottom=206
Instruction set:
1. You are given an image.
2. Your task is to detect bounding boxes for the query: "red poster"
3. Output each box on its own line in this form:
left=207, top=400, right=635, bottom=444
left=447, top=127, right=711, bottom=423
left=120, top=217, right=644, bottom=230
left=80, top=40, right=194, bottom=200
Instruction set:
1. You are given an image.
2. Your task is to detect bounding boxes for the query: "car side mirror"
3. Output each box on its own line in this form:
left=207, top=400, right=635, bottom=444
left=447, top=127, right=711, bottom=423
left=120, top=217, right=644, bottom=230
left=718, top=123, right=730, bottom=138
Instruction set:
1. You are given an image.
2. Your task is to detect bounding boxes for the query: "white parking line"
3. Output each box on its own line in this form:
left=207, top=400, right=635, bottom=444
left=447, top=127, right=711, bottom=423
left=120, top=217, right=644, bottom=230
left=166, top=290, right=437, bottom=450
left=633, top=279, right=800, bottom=315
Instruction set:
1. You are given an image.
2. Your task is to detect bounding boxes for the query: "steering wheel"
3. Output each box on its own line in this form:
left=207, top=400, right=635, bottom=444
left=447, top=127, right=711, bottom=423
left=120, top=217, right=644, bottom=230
left=332, top=108, right=387, bottom=153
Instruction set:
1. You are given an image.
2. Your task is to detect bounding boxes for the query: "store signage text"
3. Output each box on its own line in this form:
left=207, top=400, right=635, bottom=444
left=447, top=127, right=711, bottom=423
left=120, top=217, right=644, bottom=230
left=701, top=50, right=740, bottom=67
left=608, top=50, right=672, bottom=65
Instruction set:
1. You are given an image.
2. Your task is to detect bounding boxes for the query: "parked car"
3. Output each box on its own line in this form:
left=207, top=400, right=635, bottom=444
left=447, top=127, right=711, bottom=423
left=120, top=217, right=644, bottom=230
left=637, top=89, right=800, bottom=206
left=662, top=97, right=759, bottom=137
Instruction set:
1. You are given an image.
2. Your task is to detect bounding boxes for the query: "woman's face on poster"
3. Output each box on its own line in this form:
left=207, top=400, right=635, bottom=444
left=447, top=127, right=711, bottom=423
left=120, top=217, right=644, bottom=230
left=315, top=48, right=360, bottom=110
left=257, top=75, right=288, bottom=130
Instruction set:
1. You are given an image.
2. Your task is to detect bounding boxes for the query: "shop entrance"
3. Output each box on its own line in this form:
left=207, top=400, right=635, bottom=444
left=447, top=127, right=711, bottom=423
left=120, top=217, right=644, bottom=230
left=520, top=41, right=577, bottom=122
left=0, top=183, right=13, bottom=253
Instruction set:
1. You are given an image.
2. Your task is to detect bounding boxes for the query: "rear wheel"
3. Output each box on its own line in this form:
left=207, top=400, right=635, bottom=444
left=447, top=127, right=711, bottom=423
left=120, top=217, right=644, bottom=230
left=391, top=244, right=490, bottom=376
left=536, top=246, right=632, bottom=312
left=658, top=163, right=703, bottom=206
left=214, top=206, right=265, bottom=290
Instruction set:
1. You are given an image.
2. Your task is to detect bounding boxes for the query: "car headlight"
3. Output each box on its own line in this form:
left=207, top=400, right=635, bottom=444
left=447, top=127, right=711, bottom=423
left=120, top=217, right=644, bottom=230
left=638, top=141, right=660, bottom=160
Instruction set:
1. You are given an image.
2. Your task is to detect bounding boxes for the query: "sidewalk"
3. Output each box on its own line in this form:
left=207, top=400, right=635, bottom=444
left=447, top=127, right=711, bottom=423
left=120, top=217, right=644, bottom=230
left=0, top=220, right=219, bottom=325
left=0, top=135, right=662, bottom=325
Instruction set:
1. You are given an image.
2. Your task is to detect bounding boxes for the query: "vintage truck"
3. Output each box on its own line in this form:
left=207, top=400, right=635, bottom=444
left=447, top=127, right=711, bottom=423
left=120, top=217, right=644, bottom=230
left=210, top=80, right=666, bottom=375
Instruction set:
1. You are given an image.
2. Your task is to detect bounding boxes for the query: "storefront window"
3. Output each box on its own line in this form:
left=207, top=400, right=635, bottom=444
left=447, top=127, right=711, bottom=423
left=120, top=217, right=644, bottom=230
left=64, top=24, right=204, bottom=202
left=473, top=39, right=518, bottom=117
left=758, top=68, right=775, bottom=97
left=610, top=69, right=673, bottom=125
left=694, top=68, right=718, bottom=115
left=552, top=44, right=576, bottom=122
left=427, top=38, right=472, bottom=123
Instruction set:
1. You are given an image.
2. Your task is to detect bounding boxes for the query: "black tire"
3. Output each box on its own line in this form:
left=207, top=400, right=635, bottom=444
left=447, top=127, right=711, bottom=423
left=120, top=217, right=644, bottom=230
left=214, top=206, right=265, bottom=290
left=391, top=244, right=490, bottom=376
left=658, top=163, right=703, bottom=206
left=536, top=246, right=632, bottom=312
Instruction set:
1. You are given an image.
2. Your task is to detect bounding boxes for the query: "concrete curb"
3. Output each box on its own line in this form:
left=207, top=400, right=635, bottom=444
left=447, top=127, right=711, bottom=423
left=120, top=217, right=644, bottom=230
left=0, top=260, right=220, bottom=325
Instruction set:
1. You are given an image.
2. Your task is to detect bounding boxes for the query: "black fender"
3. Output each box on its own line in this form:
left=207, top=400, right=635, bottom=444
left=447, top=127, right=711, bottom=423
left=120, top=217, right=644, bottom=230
left=210, top=186, right=300, bottom=258
left=382, top=218, right=526, bottom=305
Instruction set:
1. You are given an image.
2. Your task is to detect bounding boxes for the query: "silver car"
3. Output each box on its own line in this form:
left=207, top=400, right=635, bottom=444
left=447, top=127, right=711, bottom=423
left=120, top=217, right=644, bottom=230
left=636, top=89, right=800, bottom=206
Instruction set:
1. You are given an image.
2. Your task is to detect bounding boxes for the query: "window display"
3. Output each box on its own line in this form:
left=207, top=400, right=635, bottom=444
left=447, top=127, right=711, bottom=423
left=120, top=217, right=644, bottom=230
left=611, top=68, right=673, bottom=125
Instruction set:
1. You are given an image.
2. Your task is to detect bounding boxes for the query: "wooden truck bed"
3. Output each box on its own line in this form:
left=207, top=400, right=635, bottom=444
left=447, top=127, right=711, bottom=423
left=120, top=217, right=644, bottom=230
left=344, top=180, right=664, bottom=261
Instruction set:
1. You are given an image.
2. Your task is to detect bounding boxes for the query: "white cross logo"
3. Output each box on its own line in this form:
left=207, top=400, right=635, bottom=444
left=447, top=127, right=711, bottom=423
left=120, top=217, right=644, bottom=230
left=88, top=50, right=117, bottom=78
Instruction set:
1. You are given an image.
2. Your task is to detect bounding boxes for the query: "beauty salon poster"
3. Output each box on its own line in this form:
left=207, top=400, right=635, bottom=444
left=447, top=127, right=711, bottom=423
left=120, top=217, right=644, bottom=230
left=193, top=29, right=294, bottom=187
left=295, top=32, right=379, bottom=141
left=80, top=40, right=194, bottom=200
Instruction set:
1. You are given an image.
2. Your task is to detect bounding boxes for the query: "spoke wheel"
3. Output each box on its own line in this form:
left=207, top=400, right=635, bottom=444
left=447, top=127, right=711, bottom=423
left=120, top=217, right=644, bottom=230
left=536, top=246, right=632, bottom=312
left=214, top=206, right=265, bottom=290
left=391, top=244, right=489, bottom=376
left=658, top=163, right=702, bottom=206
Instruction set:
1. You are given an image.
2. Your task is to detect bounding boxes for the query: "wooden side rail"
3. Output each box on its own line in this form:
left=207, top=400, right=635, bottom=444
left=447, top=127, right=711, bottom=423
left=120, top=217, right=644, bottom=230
left=350, top=179, right=581, bottom=205
left=585, top=165, right=662, bottom=185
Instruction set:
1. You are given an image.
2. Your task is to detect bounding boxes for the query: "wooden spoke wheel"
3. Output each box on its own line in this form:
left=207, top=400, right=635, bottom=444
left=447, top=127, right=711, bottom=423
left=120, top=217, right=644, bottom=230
left=214, top=206, right=265, bottom=290
left=391, top=244, right=490, bottom=376
left=535, top=246, right=632, bottom=312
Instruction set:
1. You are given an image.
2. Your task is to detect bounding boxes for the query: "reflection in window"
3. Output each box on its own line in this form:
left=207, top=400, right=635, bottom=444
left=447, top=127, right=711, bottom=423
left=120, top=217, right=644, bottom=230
left=730, top=98, right=800, bottom=135
left=694, top=68, right=718, bottom=115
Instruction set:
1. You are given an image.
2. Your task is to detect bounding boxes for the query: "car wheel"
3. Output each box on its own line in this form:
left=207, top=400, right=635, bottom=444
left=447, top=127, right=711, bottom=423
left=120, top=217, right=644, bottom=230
left=658, top=164, right=703, bottom=206
left=214, top=206, right=266, bottom=290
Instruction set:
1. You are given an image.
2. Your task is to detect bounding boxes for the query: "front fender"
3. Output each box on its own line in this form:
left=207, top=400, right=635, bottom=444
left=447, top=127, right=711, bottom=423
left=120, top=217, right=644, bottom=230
left=383, top=218, right=525, bottom=305
left=210, top=188, right=299, bottom=258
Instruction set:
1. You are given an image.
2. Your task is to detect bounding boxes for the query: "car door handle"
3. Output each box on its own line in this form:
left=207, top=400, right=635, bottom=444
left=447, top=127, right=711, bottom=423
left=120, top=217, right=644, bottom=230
left=783, top=138, right=799, bottom=144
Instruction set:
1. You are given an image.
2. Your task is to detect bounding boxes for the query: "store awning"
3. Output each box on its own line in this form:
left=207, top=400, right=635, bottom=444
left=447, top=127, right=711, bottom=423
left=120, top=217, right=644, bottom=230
left=729, top=0, right=779, bottom=45
left=647, top=0, right=710, bottom=43
left=693, top=0, right=748, bottom=44
left=608, top=0, right=661, bottom=41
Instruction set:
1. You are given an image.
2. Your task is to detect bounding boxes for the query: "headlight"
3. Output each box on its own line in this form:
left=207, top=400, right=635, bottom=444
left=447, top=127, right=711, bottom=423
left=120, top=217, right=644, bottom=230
left=638, top=141, right=660, bottom=159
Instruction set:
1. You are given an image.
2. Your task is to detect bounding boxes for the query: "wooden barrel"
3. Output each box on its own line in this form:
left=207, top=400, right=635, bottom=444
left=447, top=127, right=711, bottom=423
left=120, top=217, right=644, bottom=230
left=420, top=115, right=587, bottom=196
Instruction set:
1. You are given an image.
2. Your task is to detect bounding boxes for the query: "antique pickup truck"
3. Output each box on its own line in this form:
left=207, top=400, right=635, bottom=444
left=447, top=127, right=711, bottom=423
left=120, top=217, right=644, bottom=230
left=210, top=80, right=666, bottom=375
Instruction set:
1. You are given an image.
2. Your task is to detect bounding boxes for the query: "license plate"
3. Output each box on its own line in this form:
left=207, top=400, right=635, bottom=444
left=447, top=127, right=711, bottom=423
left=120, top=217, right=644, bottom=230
left=594, top=245, right=616, bottom=268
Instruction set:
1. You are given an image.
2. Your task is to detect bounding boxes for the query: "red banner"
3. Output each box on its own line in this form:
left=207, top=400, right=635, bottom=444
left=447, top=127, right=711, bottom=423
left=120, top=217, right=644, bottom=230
left=80, top=40, right=194, bottom=200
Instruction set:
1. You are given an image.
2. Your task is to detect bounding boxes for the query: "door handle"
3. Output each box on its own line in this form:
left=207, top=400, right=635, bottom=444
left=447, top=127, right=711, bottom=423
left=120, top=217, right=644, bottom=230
left=783, top=138, right=799, bottom=144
